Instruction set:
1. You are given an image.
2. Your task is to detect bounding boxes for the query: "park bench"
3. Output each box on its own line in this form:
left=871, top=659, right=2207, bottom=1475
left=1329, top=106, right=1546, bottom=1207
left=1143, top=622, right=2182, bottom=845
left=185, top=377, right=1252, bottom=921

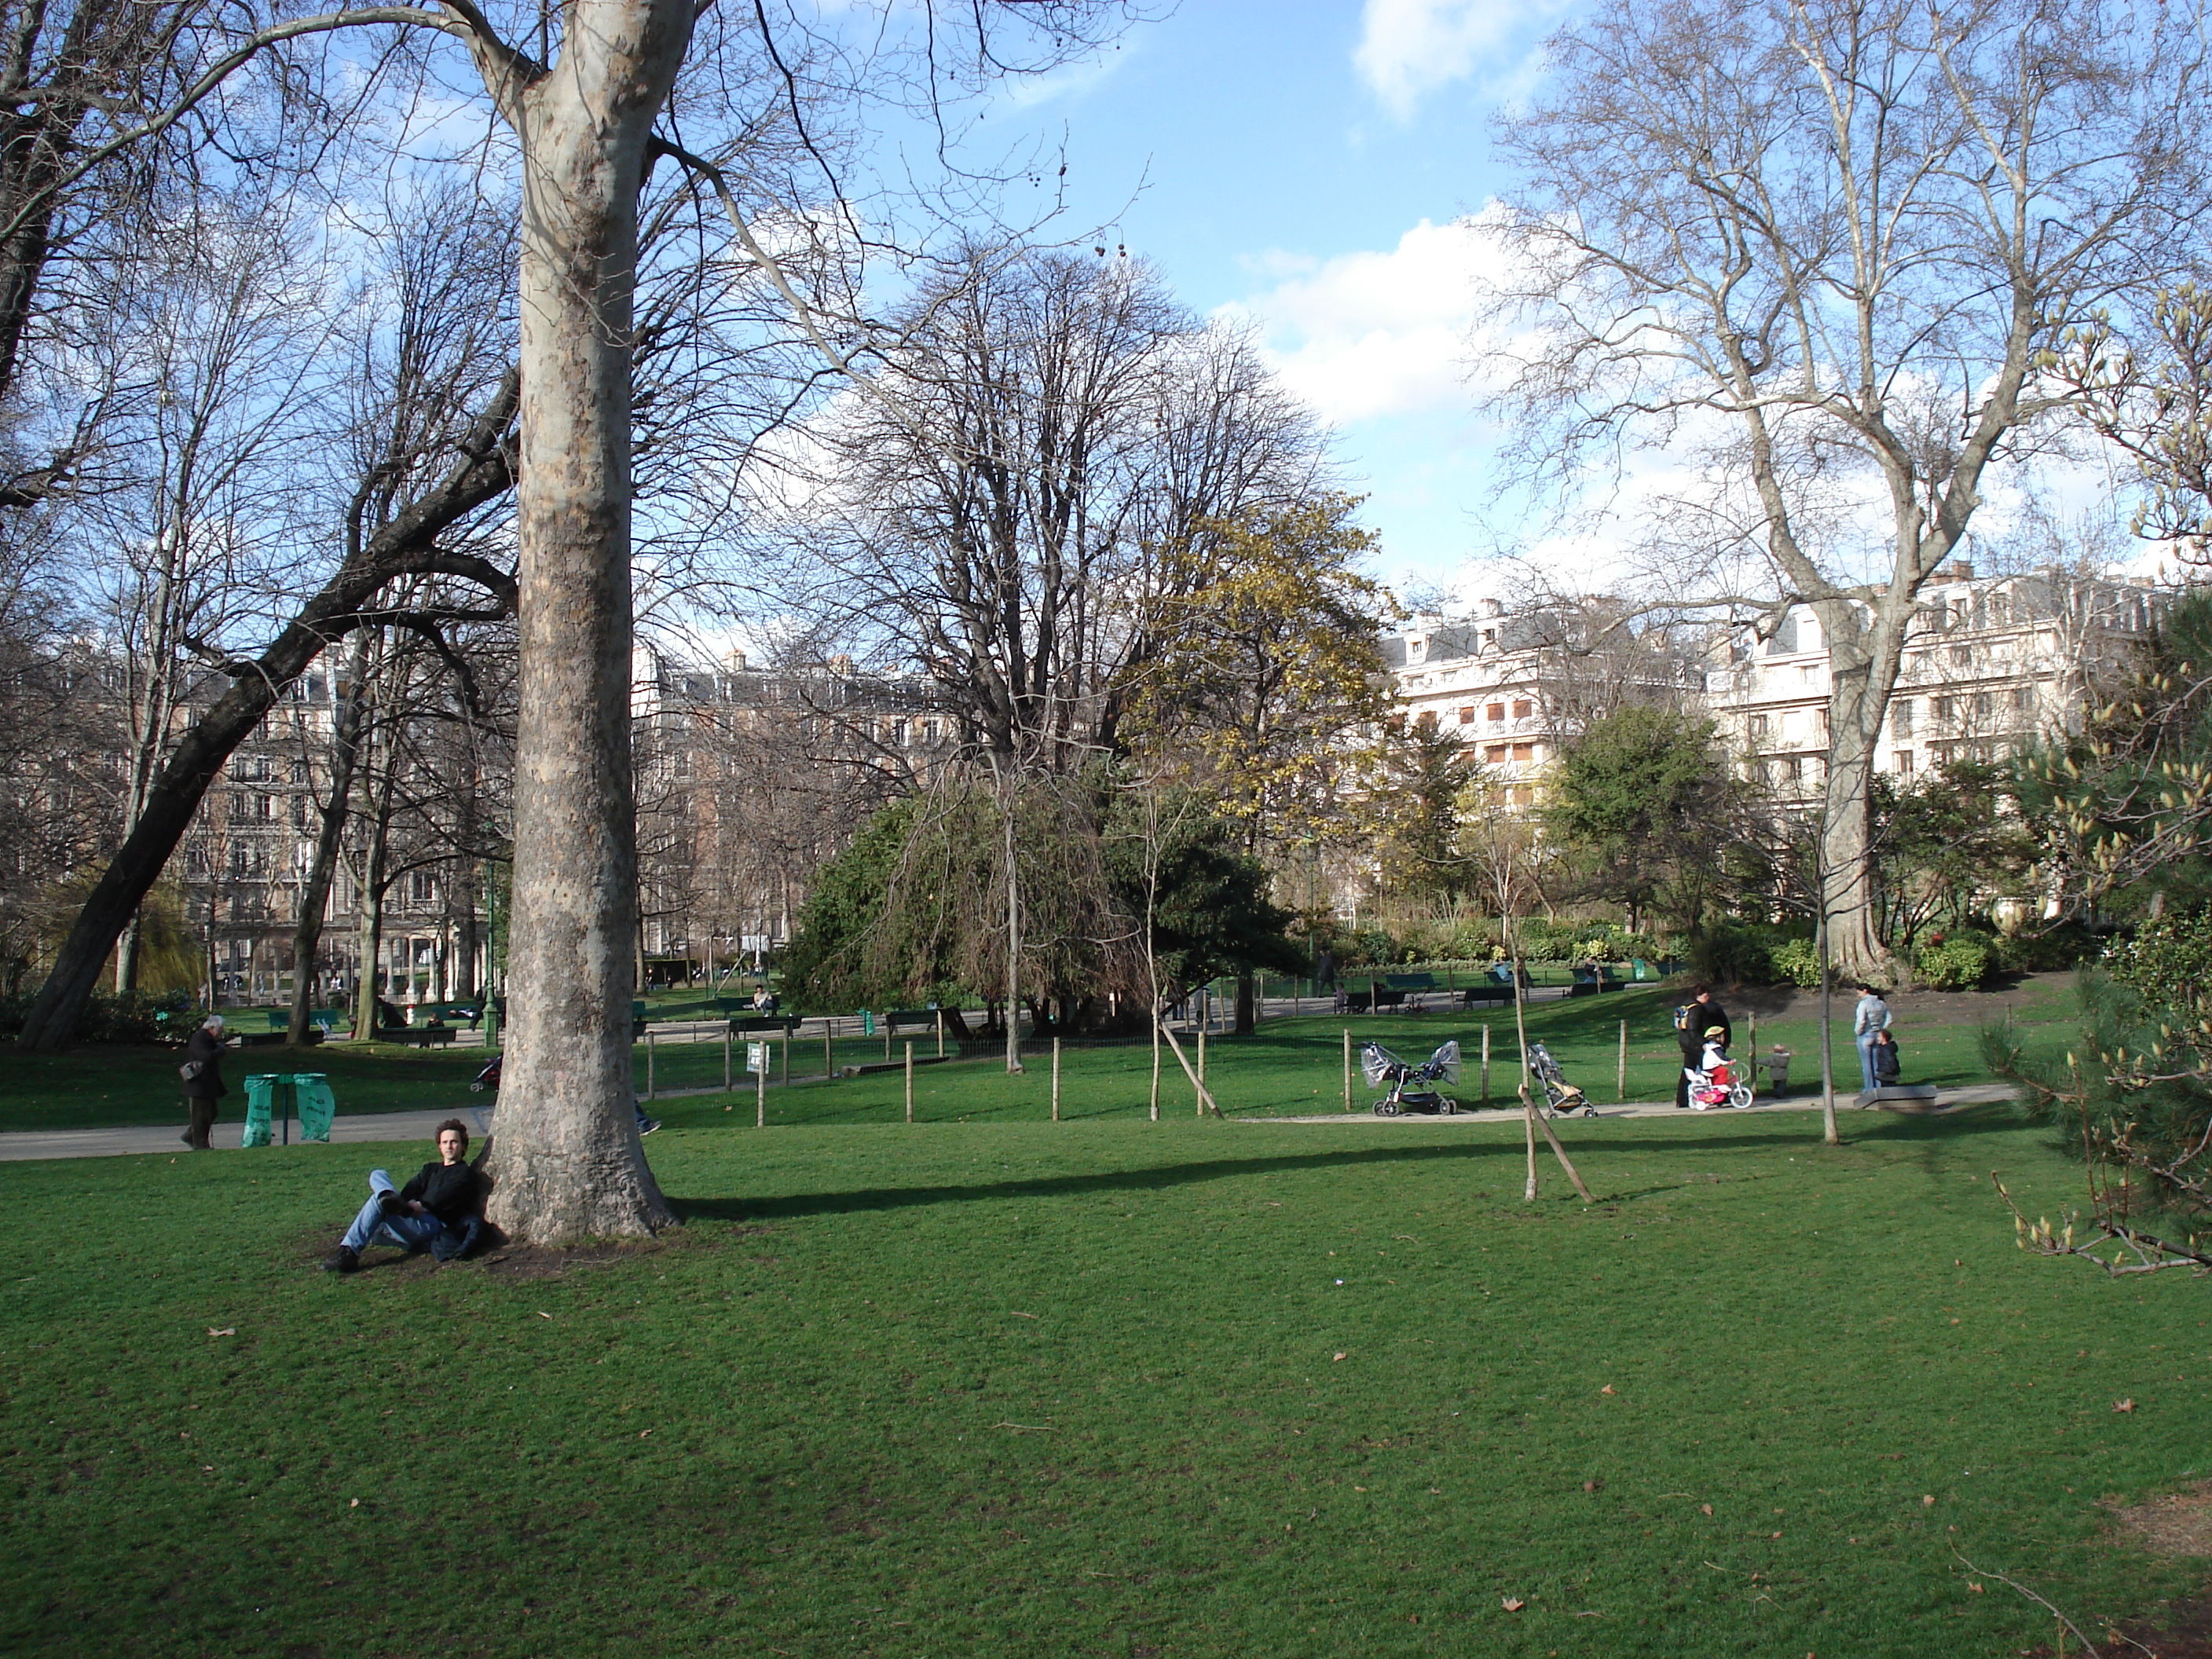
left=1567, top=964, right=1625, bottom=998
left=727, top=1014, right=800, bottom=1036
left=883, top=1009, right=941, bottom=1033
left=384, top=1024, right=456, bottom=1047
left=231, top=1009, right=325, bottom=1048
left=1343, top=985, right=1406, bottom=1013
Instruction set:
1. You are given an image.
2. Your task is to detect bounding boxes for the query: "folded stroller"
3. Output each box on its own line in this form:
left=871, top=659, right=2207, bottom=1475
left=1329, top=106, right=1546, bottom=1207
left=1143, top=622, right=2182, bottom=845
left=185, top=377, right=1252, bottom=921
left=1363, top=1040, right=1462, bottom=1116
left=1526, top=1041, right=1595, bottom=1117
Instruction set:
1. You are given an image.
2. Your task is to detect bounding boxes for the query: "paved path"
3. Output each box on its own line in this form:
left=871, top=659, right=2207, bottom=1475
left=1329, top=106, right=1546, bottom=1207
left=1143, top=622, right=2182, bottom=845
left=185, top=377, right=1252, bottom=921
left=0, top=1083, right=2015, bottom=1163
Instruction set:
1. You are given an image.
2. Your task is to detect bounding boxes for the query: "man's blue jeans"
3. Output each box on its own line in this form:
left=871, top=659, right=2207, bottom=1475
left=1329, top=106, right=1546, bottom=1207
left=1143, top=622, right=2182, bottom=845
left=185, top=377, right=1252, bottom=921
left=1856, top=1032, right=1880, bottom=1091
left=340, top=1170, right=458, bottom=1254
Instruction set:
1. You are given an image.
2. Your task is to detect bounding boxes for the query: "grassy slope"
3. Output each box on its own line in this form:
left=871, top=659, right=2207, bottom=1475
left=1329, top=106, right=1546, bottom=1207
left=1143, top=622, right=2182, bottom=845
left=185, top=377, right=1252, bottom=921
left=2, top=1110, right=2206, bottom=1657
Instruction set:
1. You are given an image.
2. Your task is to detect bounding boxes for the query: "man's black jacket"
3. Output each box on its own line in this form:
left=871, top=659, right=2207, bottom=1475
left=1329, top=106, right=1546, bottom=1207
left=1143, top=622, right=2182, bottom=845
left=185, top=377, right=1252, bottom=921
left=398, top=1161, right=485, bottom=1225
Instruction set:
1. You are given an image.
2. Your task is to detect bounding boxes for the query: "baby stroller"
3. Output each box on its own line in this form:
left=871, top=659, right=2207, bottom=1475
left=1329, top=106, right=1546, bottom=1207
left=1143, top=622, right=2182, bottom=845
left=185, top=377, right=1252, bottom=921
left=1364, top=1040, right=1462, bottom=1115
left=1684, top=1035, right=1752, bottom=1111
left=1526, top=1041, right=1595, bottom=1117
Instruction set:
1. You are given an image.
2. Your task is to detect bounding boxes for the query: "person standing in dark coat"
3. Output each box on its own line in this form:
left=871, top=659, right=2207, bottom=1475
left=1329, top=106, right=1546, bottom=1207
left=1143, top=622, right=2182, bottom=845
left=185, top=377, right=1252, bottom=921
left=180, top=1014, right=228, bottom=1149
left=1674, top=984, right=1732, bottom=1109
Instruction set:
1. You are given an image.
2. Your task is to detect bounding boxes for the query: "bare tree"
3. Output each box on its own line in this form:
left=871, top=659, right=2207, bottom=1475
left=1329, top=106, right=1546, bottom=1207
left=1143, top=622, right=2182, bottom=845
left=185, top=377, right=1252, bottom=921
left=1485, top=0, right=2211, bottom=983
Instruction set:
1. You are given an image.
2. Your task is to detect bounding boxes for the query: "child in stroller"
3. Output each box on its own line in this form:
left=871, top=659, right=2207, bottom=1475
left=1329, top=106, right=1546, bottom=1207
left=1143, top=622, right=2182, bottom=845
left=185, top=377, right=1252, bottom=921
left=1525, top=1041, right=1595, bottom=1117
left=1363, top=1040, right=1461, bottom=1115
left=1684, top=1025, right=1752, bottom=1110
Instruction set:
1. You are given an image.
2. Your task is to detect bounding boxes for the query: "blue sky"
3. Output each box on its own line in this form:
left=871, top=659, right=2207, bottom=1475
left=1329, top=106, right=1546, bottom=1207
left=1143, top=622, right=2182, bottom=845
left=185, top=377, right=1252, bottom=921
left=970, top=0, right=1564, bottom=599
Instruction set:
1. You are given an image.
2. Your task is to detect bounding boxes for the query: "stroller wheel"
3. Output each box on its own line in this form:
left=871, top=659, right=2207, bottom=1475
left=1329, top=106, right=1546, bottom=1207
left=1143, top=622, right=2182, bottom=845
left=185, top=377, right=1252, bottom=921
left=1372, top=1100, right=1401, bottom=1116
left=1438, top=1098, right=1458, bottom=1115
left=1581, top=1104, right=1598, bottom=1117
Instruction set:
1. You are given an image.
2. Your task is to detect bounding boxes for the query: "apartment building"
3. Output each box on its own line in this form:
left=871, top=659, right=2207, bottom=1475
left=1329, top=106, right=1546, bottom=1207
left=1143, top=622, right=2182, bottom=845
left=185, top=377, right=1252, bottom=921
left=1701, top=563, right=2163, bottom=801
left=1382, top=601, right=1696, bottom=803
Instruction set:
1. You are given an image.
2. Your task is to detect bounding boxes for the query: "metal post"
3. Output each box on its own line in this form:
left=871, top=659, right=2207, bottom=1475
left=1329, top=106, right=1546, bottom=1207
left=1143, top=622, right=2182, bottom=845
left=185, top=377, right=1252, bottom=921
left=1051, top=1037, right=1061, bottom=1122
left=904, top=1042, right=914, bottom=1123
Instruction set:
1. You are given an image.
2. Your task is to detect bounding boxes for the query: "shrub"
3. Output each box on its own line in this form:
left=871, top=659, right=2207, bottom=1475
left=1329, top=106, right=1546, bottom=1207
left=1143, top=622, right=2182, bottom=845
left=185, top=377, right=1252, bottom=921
left=1917, top=936, right=1992, bottom=990
left=0, top=989, right=185, bottom=1045
left=1769, top=937, right=1824, bottom=988
left=2102, top=910, right=2212, bottom=1016
left=1686, top=923, right=1774, bottom=987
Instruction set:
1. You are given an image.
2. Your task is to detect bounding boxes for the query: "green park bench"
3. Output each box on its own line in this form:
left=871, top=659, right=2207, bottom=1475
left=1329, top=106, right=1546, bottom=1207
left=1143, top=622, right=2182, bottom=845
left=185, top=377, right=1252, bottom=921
left=883, top=1009, right=941, bottom=1033
left=384, top=1024, right=456, bottom=1047
left=727, top=1014, right=800, bottom=1035
left=1568, top=964, right=1626, bottom=998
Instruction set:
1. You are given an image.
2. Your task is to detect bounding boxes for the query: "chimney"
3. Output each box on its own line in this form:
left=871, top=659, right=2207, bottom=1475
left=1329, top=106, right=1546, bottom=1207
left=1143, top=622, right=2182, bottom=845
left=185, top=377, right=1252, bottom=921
left=723, top=648, right=747, bottom=672
left=1943, top=560, right=1974, bottom=580
left=1480, top=598, right=1504, bottom=618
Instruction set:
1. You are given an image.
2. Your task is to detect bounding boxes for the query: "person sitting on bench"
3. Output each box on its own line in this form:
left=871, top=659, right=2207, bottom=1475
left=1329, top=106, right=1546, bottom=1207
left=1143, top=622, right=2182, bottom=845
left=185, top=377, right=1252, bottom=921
left=1871, top=1027, right=1903, bottom=1087
left=320, top=1119, right=485, bottom=1273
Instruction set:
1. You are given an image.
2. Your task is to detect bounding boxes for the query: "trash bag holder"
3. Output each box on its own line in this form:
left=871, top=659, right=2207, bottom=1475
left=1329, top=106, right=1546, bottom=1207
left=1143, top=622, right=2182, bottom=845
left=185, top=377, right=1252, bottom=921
left=242, top=1072, right=335, bottom=1146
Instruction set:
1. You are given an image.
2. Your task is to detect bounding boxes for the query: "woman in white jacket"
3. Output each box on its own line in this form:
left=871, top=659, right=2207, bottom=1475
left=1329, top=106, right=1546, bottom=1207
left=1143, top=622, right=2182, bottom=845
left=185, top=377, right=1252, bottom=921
left=1853, top=990, right=1892, bottom=1091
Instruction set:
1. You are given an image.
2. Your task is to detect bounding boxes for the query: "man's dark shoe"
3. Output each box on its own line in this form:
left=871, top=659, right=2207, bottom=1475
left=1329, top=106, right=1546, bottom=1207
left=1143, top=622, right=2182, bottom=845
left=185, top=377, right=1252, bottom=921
left=638, top=1118, right=661, bottom=1136
left=320, top=1245, right=359, bottom=1274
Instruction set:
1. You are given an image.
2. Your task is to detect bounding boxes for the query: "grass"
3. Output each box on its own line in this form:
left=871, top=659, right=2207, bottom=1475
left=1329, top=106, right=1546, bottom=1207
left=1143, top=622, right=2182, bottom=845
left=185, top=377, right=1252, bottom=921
left=1, top=982, right=2083, bottom=1137
left=2, top=1108, right=2208, bottom=1657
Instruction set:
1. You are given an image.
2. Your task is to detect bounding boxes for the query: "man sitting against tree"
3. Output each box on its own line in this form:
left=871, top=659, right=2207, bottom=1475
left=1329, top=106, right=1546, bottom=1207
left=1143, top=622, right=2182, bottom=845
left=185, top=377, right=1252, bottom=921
left=320, top=1119, right=486, bottom=1273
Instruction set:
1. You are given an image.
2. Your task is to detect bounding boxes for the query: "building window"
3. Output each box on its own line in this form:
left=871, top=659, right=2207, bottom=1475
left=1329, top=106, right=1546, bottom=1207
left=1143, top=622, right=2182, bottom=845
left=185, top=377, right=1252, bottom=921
left=1800, top=664, right=1817, bottom=686
left=1457, top=706, right=1474, bottom=725
left=1950, top=643, right=1972, bottom=667
left=1508, top=785, right=1533, bottom=806
left=1892, top=701, right=1913, bottom=738
left=1484, top=744, right=1508, bottom=763
left=1934, top=696, right=1956, bottom=723
left=1510, top=742, right=1536, bottom=762
left=1894, top=749, right=1914, bottom=775
left=1414, top=710, right=1437, bottom=731
left=1511, top=698, right=1533, bottom=720
left=1485, top=702, right=1504, bottom=723
left=2012, top=685, right=2035, bottom=712
left=1748, top=712, right=1770, bottom=742
left=1972, top=690, right=1993, bottom=718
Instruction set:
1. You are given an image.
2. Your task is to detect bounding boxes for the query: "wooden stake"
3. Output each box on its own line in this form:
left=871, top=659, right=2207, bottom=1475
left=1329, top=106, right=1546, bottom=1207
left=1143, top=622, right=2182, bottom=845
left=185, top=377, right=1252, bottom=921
left=1481, top=1024, right=1492, bottom=1105
left=904, top=1041, right=914, bottom=1123
left=936, top=1009, right=945, bottom=1058
left=1197, top=1024, right=1207, bottom=1118
left=1524, top=1084, right=1596, bottom=1202
left=1342, top=1027, right=1353, bottom=1112
left=1149, top=1010, right=1161, bottom=1121
left=1051, top=1037, right=1061, bottom=1122
left=884, top=1020, right=892, bottom=1062
left=780, top=1034, right=788, bottom=1086
left=1523, top=1090, right=1539, bottom=1201
left=646, top=1029, right=656, bottom=1101
left=823, top=1027, right=833, bottom=1079
left=756, top=1053, right=766, bottom=1129
left=1617, top=1019, right=1627, bottom=1101
left=723, top=1027, right=732, bottom=1092
left=1748, top=1013, right=1758, bottom=1100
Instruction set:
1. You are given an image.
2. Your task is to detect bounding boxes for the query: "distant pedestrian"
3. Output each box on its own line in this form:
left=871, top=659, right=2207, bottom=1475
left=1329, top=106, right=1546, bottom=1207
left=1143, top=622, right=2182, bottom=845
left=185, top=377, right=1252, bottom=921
left=179, top=1015, right=229, bottom=1150
left=1853, top=989, right=1893, bottom=1091
left=1672, top=983, right=1731, bottom=1108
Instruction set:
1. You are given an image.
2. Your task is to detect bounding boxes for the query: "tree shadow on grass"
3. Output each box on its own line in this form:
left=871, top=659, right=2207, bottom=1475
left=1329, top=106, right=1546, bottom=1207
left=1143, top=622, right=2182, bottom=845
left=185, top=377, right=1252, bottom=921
left=670, top=1104, right=2030, bottom=1224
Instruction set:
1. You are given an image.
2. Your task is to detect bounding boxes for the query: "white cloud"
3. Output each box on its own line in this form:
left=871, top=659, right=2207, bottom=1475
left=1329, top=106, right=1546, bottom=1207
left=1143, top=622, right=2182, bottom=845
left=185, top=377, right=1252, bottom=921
left=1354, top=0, right=1528, bottom=119
left=1221, top=217, right=1511, bottom=425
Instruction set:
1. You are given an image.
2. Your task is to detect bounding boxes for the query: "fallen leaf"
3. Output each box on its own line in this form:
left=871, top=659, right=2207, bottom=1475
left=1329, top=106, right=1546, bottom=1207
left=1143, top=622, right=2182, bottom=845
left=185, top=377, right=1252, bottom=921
left=537, top=1312, right=552, bottom=1320
left=1701, top=1503, right=1714, bottom=1516
left=639, top=1429, right=652, bottom=1438
left=2114, top=1397, right=2136, bottom=1412
left=1967, top=1583, right=1983, bottom=1594
left=1600, top=1384, right=1616, bottom=1395
left=1501, top=1597, right=1525, bottom=1613
left=349, top=1499, right=359, bottom=1508
left=1771, top=1529, right=1783, bottom=1539
left=1011, top=1311, right=1039, bottom=1320
left=1584, top=1479, right=1603, bottom=1492
left=1333, top=1352, right=1346, bottom=1362
left=1922, top=1495, right=1936, bottom=1507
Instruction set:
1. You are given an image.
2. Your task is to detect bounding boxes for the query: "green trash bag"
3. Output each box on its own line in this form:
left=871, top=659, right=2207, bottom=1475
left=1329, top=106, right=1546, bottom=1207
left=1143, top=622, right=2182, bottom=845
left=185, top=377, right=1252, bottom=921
left=241, top=1075, right=277, bottom=1148
left=293, top=1074, right=335, bottom=1142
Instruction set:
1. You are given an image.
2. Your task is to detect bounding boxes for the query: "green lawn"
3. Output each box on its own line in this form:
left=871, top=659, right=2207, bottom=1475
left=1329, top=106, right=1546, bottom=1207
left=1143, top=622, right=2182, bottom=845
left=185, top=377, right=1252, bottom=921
left=0, top=983, right=2082, bottom=1135
left=3, top=1108, right=2207, bottom=1657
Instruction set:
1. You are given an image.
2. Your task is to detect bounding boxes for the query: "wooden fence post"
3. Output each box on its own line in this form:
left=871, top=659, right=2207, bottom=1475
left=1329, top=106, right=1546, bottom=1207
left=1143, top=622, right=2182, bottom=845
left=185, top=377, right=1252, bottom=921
left=1342, top=1028, right=1353, bottom=1112
left=1748, top=1013, right=1759, bottom=1099
left=780, top=1033, right=789, bottom=1086
left=823, top=1026, right=833, bottom=1080
left=1052, top=1037, right=1061, bottom=1122
left=646, top=1029, right=656, bottom=1101
left=904, top=1042, right=914, bottom=1123
left=1617, top=1019, right=1627, bottom=1101
left=936, top=1009, right=945, bottom=1059
left=1481, top=1024, right=1492, bottom=1105
left=756, top=1053, right=766, bottom=1130
left=723, top=1027, right=732, bottom=1093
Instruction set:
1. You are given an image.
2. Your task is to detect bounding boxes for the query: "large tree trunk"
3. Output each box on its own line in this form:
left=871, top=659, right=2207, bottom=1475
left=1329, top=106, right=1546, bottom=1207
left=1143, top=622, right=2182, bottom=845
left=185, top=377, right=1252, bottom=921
left=480, top=0, right=694, bottom=1243
left=1815, top=595, right=1912, bottom=988
left=12, top=383, right=518, bottom=1050
left=288, top=634, right=372, bottom=1044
